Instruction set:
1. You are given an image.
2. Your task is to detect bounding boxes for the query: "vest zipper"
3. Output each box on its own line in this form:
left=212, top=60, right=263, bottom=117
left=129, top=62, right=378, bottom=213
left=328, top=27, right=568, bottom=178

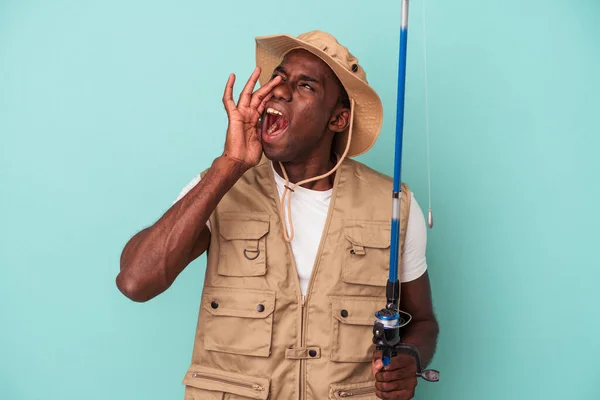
left=267, top=161, right=341, bottom=400
left=337, top=386, right=377, bottom=398
left=191, top=372, right=265, bottom=392
left=300, top=294, right=305, bottom=400
left=299, top=166, right=341, bottom=400
left=268, top=164, right=309, bottom=400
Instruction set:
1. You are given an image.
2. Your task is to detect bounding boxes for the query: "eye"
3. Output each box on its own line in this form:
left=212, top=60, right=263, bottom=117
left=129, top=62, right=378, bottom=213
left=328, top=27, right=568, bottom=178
left=271, top=73, right=285, bottom=82
left=300, top=83, right=314, bottom=91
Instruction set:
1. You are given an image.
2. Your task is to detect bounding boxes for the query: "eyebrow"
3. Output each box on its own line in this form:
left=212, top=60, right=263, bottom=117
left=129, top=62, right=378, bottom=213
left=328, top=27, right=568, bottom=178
left=274, top=66, right=320, bottom=83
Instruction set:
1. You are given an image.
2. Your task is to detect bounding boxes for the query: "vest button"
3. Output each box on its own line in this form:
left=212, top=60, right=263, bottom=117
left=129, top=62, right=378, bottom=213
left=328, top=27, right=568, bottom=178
left=256, top=304, right=265, bottom=312
left=211, top=301, right=219, bottom=309
left=309, top=349, right=317, bottom=357
left=340, top=309, right=349, bottom=318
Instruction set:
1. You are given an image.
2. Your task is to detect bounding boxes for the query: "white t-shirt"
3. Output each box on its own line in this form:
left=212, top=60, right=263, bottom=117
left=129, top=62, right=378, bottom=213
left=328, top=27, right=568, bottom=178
left=174, top=164, right=428, bottom=295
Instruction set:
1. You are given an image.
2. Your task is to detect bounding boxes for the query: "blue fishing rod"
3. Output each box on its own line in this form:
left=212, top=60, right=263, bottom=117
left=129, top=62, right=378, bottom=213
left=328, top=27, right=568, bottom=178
left=372, top=0, right=440, bottom=382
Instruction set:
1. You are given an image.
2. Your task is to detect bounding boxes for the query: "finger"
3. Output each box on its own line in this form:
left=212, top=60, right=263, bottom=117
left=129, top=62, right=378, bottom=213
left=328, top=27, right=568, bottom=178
left=249, top=75, right=282, bottom=110
left=238, top=67, right=261, bottom=108
left=376, top=389, right=415, bottom=400
left=377, top=363, right=414, bottom=373
left=255, top=92, right=273, bottom=140
left=376, top=367, right=415, bottom=382
left=375, top=377, right=417, bottom=392
left=256, top=92, right=273, bottom=117
left=372, top=359, right=384, bottom=378
left=372, top=351, right=384, bottom=377
left=222, top=73, right=236, bottom=115
left=379, top=355, right=417, bottom=372
left=256, top=118, right=264, bottom=145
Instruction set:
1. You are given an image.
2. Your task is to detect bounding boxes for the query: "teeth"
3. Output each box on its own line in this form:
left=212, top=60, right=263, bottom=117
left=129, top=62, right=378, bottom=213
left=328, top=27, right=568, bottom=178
left=267, top=123, right=278, bottom=134
left=266, top=108, right=283, bottom=116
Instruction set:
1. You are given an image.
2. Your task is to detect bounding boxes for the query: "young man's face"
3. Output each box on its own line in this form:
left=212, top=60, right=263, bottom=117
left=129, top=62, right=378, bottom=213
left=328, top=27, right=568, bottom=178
left=261, top=49, right=349, bottom=163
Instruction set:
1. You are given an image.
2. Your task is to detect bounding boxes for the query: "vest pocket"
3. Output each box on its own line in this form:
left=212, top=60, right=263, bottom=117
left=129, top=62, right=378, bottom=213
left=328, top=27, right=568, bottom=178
left=218, top=213, right=270, bottom=277
left=183, top=364, right=271, bottom=400
left=329, top=380, right=377, bottom=399
left=203, top=286, right=275, bottom=358
left=329, top=296, right=380, bottom=363
left=342, top=220, right=391, bottom=287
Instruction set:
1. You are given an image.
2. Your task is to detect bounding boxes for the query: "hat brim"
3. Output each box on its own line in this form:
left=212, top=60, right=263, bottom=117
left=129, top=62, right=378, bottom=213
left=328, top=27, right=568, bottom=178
left=255, top=34, right=383, bottom=158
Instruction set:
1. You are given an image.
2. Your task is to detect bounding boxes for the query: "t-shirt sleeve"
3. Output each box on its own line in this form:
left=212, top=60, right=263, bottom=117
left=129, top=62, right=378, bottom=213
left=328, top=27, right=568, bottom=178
left=173, top=174, right=212, bottom=231
left=400, top=192, right=428, bottom=283
left=173, top=174, right=201, bottom=204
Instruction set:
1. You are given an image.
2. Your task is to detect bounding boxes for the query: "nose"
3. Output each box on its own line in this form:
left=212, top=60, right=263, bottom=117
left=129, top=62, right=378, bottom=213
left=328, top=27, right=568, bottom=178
left=272, top=79, right=292, bottom=102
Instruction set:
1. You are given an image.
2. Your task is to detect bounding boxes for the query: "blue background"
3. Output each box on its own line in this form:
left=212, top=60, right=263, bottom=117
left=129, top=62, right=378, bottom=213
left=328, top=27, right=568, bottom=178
left=1, top=0, right=599, bottom=398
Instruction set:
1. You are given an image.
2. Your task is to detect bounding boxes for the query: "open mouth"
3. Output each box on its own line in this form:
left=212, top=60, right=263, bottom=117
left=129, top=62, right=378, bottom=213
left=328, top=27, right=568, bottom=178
left=262, top=107, right=289, bottom=141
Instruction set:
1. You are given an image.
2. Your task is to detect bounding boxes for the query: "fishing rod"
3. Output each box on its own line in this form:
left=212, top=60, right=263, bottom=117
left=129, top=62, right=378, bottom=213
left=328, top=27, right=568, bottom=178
left=372, top=0, right=440, bottom=382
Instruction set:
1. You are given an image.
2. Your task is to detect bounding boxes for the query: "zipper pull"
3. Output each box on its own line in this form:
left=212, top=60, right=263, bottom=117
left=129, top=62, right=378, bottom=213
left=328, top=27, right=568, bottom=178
left=301, top=295, right=306, bottom=308
left=338, top=391, right=352, bottom=398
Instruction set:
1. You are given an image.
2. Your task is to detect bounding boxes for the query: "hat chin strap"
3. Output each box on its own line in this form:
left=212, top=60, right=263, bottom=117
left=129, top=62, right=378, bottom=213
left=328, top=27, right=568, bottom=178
left=277, top=98, right=355, bottom=242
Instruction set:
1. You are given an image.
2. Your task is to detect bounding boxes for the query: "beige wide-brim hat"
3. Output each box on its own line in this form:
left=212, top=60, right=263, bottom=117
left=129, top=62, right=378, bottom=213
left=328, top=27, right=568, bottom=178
left=255, top=30, right=383, bottom=158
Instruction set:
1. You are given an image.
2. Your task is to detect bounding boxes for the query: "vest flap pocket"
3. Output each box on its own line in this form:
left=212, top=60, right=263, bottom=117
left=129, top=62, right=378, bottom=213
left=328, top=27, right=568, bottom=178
left=342, top=220, right=391, bottom=287
left=343, top=222, right=390, bottom=249
left=183, top=364, right=270, bottom=400
left=330, top=296, right=380, bottom=363
left=329, top=380, right=377, bottom=399
left=203, top=286, right=275, bottom=357
left=203, top=286, right=275, bottom=319
left=219, top=213, right=270, bottom=240
left=217, top=213, right=270, bottom=277
left=331, top=296, right=379, bottom=326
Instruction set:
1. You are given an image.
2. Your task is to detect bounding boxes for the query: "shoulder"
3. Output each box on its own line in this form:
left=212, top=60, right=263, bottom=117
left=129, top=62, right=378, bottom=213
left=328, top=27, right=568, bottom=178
left=345, top=158, right=392, bottom=182
left=343, top=158, right=411, bottom=196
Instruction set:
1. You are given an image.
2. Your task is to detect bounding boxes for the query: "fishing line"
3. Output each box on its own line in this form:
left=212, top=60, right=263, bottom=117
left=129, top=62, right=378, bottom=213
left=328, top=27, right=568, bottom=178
left=422, top=0, right=434, bottom=229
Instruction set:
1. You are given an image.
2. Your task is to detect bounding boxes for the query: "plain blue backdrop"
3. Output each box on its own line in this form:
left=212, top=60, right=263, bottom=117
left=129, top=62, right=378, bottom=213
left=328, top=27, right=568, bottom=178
left=1, top=0, right=599, bottom=399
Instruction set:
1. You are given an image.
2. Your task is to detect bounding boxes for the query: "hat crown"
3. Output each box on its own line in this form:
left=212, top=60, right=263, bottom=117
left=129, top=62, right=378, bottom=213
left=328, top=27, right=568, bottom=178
left=296, top=30, right=368, bottom=83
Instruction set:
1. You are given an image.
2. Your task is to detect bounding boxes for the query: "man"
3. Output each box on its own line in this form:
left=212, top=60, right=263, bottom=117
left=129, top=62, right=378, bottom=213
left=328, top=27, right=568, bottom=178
left=117, top=31, right=438, bottom=400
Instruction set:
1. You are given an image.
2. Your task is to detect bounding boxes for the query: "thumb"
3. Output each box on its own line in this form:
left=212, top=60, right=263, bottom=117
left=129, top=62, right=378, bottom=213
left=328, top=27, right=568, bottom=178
left=371, top=353, right=384, bottom=378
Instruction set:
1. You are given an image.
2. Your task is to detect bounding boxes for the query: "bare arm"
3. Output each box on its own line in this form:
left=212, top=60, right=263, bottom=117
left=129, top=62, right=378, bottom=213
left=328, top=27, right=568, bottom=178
left=398, top=271, right=439, bottom=367
left=116, top=157, right=247, bottom=302
left=116, top=68, right=282, bottom=302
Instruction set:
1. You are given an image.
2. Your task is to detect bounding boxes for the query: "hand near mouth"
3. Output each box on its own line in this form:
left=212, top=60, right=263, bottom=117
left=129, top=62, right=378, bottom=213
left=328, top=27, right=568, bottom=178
left=221, top=67, right=282, bottom=171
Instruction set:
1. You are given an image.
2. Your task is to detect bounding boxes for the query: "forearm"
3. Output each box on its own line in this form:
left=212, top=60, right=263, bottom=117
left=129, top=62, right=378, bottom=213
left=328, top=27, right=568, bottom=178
left=117, top=155, right=246, bottom=301
left=401, top=318, right=439, bottom=368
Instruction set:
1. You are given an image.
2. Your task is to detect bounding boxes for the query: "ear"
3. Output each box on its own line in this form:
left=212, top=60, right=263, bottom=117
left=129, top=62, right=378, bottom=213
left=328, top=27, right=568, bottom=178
left=328, top=106, right=351, bottom=133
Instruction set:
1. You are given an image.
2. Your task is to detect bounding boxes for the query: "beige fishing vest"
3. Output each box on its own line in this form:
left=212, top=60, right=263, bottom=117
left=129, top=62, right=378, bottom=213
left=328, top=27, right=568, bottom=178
left=182, top=156, right=411, bottom=400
